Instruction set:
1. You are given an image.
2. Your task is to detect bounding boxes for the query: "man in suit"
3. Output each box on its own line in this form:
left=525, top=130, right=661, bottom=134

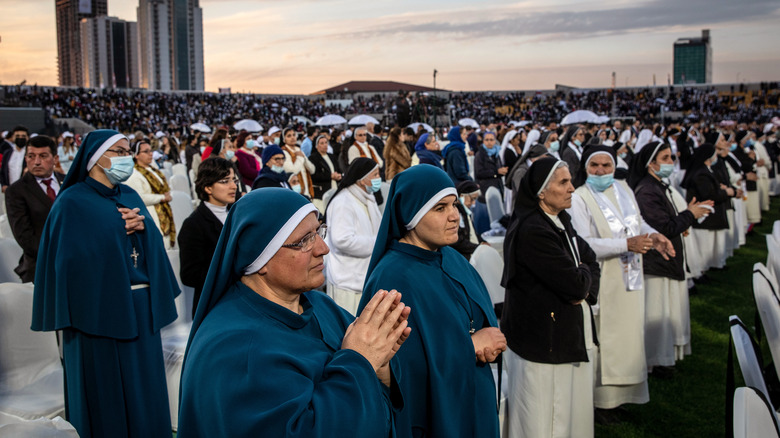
left=5, top=135, right=65, bottom=282
left=1, top=125, right=30, bottom=192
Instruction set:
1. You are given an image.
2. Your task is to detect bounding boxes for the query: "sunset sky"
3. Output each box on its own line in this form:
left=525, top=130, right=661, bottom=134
left=1, top=0, right=779, bottom=94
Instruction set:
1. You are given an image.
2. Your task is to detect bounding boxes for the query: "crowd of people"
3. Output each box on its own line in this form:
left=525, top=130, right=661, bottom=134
left=2, top=84, right=779, bottom=437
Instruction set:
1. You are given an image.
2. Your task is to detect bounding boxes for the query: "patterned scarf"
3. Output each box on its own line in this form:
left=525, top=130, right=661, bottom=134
left=135, top=164, right=176, bottom=246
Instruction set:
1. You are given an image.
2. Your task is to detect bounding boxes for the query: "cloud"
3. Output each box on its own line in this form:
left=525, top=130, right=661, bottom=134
left=288, top=0, right=780, bottom=44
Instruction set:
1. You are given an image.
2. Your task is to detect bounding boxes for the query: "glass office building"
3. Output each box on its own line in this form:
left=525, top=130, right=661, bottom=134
left=673, top=29, right=712, bottom=85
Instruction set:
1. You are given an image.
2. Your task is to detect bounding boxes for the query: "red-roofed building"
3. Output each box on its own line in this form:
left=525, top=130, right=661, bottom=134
left=312, top=80, right=441, bottom=96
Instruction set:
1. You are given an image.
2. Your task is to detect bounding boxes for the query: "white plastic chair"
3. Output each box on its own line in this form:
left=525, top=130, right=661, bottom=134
left=0, top=283, right=65, bottom=420
left=171, top=163, right=187, bottom=177
left=0, top=192, right=5, bottom=215
left=0, top=239, right=23, bottom=284
left=0, top=412, right=78, bottom=438
left=485, top=186, right=505, bottom=225
left=0, top=215, right=12, bottom=239
left=170, top=191, right=194, bottom=237
left=470, top=244, right=505, bottom=307
left=322, top=188, right=337, bottom=210
left=729, top=315, right=773, bottom=409
left=753, top=263, right=780, bottom=381
left=767, top=236, right=780, bottom=283
left=169, top=174, right=190, bottom=195
left=734, top=386, right=780, bottom=438
left=773, top=220, right=780, bottom=243
left=163, top=161, right=173, bottom=173
left=188, top=169, right=198, bottom=198
left=161, top=249, right=193, bottom=431
left=379, top=182, right=391, bottom=213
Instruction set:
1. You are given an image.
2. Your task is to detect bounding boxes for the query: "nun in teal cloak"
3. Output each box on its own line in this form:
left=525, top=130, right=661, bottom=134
left=178, top=188, right=410, bottom=437
left=357, top=165, right=505, bottom=438
left=31, top=129, right=180, bottom=437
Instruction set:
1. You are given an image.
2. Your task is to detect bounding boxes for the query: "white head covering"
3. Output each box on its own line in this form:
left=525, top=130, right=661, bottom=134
left=635, top=129, right=654, bottom=153
left=499, top=130, right=518, bottom=164
left=524, top=129, right=540, bottom=154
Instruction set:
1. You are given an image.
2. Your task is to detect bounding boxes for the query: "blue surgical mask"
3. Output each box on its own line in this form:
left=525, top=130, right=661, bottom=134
left=273, top=137, right=281, bottom=145
left=619, top=152, right=628, bottom=159
left=731, top=143, right=738, bottom=150
left=271, top=165, right=285, bottom=174
left=549, top=141, right=560, bottom=153
left=654, top=163, right=674, bottom=179
left=746, top=139, right=755, bottom=148
left=586, top=173, right=614, bottom=192
left=225, top=150, right=235, bottom=160
left=574, top=139, right=582, bottom=147
left=291, top=184, right=302, bottom=194
left=246, top=139, right=256, bottom=148
left=98, top=156, right=135, bottom=185
left=367, top=177, right=382, bottom=193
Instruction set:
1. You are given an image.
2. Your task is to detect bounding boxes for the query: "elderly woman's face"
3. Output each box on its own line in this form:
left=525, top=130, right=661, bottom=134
left=587, top=154, right=614, bottom=176
left=539, top=167, right=574, bottom=214
left=410, top=195, right=460, bottom=250
left=316, top=137, right=329, bottom=154
left=483, top=134, right=497, bottom=149
left=262, top=213, right=329, bottom=293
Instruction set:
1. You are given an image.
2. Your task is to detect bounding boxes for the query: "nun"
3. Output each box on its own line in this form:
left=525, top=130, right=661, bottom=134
left=680, top=144, right=732, bottom=273
left=630, top=142, right=712, bottom=368
left=324, top=158, right=383, bottom=315
left=559, top=126, right=585, bottom=182
left=569, top=145, right=674, bottom=414
left=32, top=129, right=180, bottom=437
left=501, top=157, right=601, bottom=438
left=178, top=188, right=410, bottom=437
left=252, top=145, right=291, bottom=190
left=357, top=165, right=504, bottom=438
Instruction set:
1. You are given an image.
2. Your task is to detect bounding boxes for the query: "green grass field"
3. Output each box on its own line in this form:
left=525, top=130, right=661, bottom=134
left=596, top=198, right=779, bottom=438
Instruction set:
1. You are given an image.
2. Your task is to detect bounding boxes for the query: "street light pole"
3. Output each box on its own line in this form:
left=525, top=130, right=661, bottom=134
left=433, top=69, right=438, bottom=132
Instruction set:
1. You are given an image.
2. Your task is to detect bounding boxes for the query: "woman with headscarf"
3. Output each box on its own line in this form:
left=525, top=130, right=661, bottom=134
left=324, top=158, right=383, bottom=315
left=523, top=129, right=541, bottom=157
left=569, top=145, right=676, bottom=416
left=252, top=145, right=291, bottom=190
left=500, top=130, right=521, bottom=177
left=178, top=188, right=410, bottom=437
left=634, top=129, right=654, bottom=153
left=732, top=130, right=761, bottom=227
left=280, top=127, right=317, bottom=199
left=442, top=126, right=472, bottom=186
left=559, top=125, right=585, bottom=182
left=383, top=127, right=412, bottom=180
left=680, top=144, right=732, bottom=273
left=501, top=157, right=601, bottom=438
left=32, top=130, right=180, bottom=437
left=474, top=131, right=506, bottom=199
left=309, top=134, right=342, bottom=206
left=508, top=144, right=550, bottom=198
left=630, top=142, right=712, bottom=372
left=413, top=133, right=443, bottom=169
left=125, top=139, right=176, bottom=248
left=451, top=180, right=483, bottom=260
left=357, top=165, right=504, bottom=438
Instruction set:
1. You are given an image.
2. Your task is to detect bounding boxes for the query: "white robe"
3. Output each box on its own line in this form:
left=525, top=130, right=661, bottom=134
left=324, top=185, right=381, bottom=315
left=569, top=181, right=651, bottom=409
left=504, top=303, right=595, bottom=438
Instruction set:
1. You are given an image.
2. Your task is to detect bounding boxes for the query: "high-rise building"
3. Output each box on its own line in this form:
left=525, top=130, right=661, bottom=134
left=80, top=17, right=140, bottom=89
left=673, top=29, right=712, bottom=85
left=138, top=0, right=204, bottom=91
left=55, top=0, right=108, bottom=86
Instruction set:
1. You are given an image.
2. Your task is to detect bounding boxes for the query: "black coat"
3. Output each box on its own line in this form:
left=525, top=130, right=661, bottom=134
left=309, top=151, right=337, bottom=199
left=634, top=175, right=695, bottom=280
left=712, top=160, right=737, bottom=211
left=5, top=171, right=66, bottom=282
left=178, top=202, right=224, bottom=317
left=501, top=209, right=600, bottom=364
left=559, top=144, right=581, bottom=183
left=686, top=168, right=730, bottom=230
left=732, top=148, right=757, bottom=191
left=473, top=149, right=504, bottom=201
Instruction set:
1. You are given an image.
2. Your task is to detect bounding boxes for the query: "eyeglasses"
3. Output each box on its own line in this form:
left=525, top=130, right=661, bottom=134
left=216, top=177, right=240, bottom=185
left=281, top=224, right=327, bottom=253
left=106, top=148, right=132, bottom=156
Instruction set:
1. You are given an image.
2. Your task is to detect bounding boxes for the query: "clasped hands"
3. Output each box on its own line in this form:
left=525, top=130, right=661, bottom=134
left=118, top=207, right=145, bottom=235
left=342, top=290, right=411, bottom=386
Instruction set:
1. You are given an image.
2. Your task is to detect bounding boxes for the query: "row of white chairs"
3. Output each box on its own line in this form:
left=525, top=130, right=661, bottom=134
left=0, top=249, right=195, bottom=432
